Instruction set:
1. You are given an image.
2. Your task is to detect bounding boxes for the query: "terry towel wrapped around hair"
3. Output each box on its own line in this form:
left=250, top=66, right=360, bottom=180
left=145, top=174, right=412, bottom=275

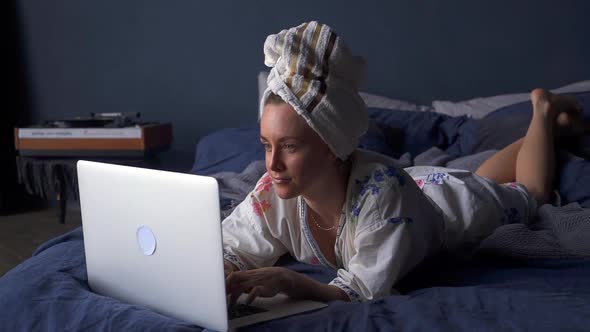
left=260, top=21, right=369, bottom=160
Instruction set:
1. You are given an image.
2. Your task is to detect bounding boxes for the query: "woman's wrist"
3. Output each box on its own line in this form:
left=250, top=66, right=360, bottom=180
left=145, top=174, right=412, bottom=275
left=224, top=260, right=239, bottom=275
left=281, top=268, right=349, bottom=302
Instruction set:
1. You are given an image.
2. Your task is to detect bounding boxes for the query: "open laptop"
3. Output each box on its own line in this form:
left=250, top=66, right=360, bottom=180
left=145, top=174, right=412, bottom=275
left=77, top=160, right=327, bottom=331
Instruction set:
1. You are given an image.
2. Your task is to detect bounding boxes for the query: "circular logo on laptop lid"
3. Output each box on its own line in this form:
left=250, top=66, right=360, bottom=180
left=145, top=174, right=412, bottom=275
left=136, top=225, right=157, bottom=256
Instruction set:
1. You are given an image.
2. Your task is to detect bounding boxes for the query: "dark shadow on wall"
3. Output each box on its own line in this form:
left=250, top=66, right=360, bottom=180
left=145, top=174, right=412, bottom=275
left=2, top=2, right=46, bottom=214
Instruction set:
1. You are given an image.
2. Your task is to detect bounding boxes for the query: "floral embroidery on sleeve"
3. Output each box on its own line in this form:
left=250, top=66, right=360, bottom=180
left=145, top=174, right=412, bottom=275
left=387, top=217, right=413, bottom=224
left=504, top=182, right=520, bottom=189
left=255, top=174, right=273, bottom=193
left=329, top=278, right=362, bottom=302
left=223, top=249, right=246, bottom=271
left=250, top=174, right=273, bottom=217
left=414, top=179, right=425, bottom=189
left=251, top=198, right=271, bottom=216
left=385, top=166, right=406, bottom=186
left=424, top=172, right=449, bottom=185
left=350, top=166, right=406, bottom=221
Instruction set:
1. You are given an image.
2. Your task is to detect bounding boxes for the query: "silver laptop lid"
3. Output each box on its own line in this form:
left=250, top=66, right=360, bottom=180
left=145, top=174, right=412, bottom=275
left=77, top=160, right=228, bottom=331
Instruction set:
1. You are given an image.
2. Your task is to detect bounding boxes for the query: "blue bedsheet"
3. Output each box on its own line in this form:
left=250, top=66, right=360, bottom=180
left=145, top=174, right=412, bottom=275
left=2, top=227, right=590, bottom=331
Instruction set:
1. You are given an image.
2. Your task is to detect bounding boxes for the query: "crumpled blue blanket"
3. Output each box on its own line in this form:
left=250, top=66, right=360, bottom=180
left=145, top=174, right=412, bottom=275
left=2, top=225, right=590, bottom=331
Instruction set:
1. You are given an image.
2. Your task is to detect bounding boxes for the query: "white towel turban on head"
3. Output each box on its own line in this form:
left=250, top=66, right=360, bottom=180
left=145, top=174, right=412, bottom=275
left=260, top=21, right=368, bottom=160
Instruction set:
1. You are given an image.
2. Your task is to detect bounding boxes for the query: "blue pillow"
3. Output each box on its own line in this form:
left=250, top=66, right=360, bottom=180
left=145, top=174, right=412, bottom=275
left=358, top=119, right=401, bottom=158
left=190, top=127, right=264, bottom=175
left=368, top=107, right=467, bottom=157
left=558, top=154, right=590, bottom=208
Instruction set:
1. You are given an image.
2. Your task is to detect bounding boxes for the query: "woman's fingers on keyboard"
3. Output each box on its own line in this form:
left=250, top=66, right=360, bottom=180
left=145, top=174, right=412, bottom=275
left=245, top=286, right=264, bottom=304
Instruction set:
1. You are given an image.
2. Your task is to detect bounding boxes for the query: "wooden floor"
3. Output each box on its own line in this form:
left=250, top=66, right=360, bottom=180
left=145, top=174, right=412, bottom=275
left=0, top=207, right=82, bottom=277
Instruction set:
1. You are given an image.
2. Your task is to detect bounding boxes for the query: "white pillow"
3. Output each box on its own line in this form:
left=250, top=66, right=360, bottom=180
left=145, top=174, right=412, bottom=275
left=257, top=71, right=431, bottom=113
left=358, top=91, right=431, bottom=112
left=432, top=80, right=590, bottom=119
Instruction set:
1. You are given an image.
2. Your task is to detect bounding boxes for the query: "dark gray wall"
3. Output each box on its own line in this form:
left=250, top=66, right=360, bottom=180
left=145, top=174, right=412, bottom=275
left=15, top=0, right=590, bottom=171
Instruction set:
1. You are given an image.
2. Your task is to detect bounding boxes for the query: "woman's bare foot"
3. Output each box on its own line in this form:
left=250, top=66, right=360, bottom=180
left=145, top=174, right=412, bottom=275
left=530, top=88, right=552, bottom=117
left=530, top=88, right=586, bottom=137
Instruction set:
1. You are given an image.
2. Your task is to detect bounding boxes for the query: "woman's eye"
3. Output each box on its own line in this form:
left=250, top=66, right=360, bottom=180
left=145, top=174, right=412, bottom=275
left=283, top=144, right=296, bottom=152
left=261, top=143, right=271, bottom=151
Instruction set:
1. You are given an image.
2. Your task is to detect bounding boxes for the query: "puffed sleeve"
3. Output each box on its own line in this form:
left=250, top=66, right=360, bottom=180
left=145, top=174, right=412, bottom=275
left=330, top=166, right=444, bottom=301
left=222, top=174, right=289, bottom=270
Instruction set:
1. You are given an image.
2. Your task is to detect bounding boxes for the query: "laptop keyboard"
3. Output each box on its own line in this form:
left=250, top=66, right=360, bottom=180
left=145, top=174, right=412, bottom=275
left=228, top=304, right=269, bottom=319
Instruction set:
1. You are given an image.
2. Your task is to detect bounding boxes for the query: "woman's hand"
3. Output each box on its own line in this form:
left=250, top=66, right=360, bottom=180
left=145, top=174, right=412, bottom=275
left=225, top=267, right=296, bottom=305
left=223, top=260, right=238, bottom=278
left=226, top=266, right=350, bottom=304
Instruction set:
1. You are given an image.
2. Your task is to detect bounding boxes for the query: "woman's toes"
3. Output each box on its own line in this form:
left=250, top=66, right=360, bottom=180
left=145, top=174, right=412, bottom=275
left=530, top=88, right=552, bottom=116
left=530, top=88, right=550, bottom=105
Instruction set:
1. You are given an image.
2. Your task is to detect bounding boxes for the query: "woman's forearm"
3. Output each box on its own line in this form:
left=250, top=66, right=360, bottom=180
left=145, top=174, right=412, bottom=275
left=285, top=270, right=350, bottom=302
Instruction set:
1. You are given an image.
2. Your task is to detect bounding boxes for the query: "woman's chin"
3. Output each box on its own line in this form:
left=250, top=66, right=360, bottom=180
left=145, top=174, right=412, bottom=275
left=273, top=184, right=299, bottom=200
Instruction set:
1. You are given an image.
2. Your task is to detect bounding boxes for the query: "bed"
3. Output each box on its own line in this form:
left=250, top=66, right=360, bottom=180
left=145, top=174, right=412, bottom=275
left=2, top=79, right=590, bottom=331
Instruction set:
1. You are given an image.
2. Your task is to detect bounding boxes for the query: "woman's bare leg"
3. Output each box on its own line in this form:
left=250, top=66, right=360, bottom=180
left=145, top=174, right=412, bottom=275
left=512, top=89, right=555, bottom=205
left=475, top=88, right=583, bottom=205
left=474, top=138, right=522, bottom=184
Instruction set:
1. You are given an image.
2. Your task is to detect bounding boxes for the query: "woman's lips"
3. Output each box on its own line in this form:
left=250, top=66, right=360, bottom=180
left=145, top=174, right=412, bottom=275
left=272, top=177, right=291, bottom=184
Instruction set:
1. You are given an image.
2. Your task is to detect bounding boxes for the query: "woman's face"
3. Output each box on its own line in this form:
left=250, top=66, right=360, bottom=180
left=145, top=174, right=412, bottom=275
left=260, top=103, right=335, bottom=199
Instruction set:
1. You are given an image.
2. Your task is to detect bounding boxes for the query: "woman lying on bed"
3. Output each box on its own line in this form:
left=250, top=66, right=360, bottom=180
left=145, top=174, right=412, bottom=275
left=221, top=21, right=587, bottom=304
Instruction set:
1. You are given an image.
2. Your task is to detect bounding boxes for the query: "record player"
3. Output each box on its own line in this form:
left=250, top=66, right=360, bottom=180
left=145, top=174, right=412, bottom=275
left=14, top=113, right=173, bottom=157
left=37, top=112, right=143, bottom=129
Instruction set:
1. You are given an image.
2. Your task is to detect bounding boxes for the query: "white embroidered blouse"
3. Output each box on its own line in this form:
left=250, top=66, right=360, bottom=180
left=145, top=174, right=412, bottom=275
left=222, top=149, right=445, bottom=302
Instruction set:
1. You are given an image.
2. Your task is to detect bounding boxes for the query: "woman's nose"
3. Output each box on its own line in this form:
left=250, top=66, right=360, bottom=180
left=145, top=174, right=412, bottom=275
left=268, top=149, right=284, bottom=172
